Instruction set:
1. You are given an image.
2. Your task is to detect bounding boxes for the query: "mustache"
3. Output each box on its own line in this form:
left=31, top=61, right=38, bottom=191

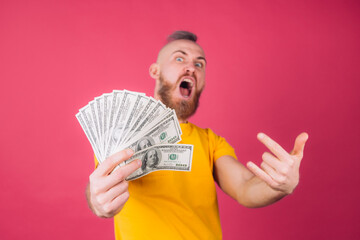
left=177, top=73, right=196, bottom=83
left=157, top=74, right=201, bottom=121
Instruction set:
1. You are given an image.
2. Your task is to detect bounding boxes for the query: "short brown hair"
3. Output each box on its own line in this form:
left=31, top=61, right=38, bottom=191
left=167, top=31, right=197, bottom=42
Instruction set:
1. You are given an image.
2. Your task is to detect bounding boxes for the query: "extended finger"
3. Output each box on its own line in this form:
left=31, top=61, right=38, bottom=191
left=247, top=161, right=277, bottom=188
left=261, top=162, right=284, bottom=183
left=257, top=133, right=290, bottom=163
left=95, top=149, right=134, bottom=177
left=262, top=152, right=282, bottom=170
left=291, top=132, right=309, bottom=159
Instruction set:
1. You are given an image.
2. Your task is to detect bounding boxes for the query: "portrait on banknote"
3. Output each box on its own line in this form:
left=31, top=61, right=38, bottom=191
left=136, top=136, right=155, bottom=151
left=141, top=149, right=161, bottom=172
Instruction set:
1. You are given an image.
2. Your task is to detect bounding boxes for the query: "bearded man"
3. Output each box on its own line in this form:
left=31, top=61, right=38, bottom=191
left=86, top=31, right=309, bottom=240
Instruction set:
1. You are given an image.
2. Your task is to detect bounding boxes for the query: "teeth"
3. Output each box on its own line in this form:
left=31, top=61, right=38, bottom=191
left=183, top=79, right=193, bottom=87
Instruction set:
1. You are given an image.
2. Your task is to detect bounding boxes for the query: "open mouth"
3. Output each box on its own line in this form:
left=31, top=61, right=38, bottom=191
left=179, top=79, right=194, bottom=98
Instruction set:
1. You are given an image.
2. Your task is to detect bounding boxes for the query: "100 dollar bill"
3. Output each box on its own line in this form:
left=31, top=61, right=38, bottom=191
left=125, top=144, right=193, bottom=181
left=115, top=112, right=181, bottom=154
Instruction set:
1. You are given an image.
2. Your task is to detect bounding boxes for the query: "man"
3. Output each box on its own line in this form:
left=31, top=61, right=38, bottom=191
left=141, top=149, right=160, bottom=172
left=86, top=31, right=309, bottom=239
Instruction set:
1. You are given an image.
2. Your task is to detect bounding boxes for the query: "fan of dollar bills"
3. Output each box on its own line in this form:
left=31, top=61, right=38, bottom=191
left=76, top=90, right=193, bottom=180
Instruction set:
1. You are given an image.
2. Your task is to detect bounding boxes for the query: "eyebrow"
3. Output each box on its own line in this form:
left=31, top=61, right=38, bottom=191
left=171, top=50, right=207, bottom=64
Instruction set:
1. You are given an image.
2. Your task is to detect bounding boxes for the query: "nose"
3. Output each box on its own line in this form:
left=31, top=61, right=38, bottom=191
left=184, top=63, right=195, bottom=74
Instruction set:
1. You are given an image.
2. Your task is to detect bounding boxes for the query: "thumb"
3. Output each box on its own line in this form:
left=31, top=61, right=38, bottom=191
left=291, top=132, right=309, bottom=159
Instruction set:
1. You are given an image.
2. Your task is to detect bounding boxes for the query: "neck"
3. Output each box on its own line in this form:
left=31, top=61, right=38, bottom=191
left=179, top=119, right=188, bottom=124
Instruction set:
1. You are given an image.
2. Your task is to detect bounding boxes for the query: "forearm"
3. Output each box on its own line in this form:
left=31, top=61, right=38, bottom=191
left=237, top=175, right=287, bottom=208
left=238, top=132, right=308, bottom=207
left=215, top=157, right=286, bottom=208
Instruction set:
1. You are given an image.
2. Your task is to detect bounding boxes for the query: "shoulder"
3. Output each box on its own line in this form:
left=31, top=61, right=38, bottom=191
left=187, top=123, right=230, bottom=150
left=189, top=123, right=237, bottom=160
left=188, top=122, right=219, bottom=138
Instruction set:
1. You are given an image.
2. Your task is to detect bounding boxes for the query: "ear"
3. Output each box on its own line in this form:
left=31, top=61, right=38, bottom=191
left=149, top=63, right=160, bottom=79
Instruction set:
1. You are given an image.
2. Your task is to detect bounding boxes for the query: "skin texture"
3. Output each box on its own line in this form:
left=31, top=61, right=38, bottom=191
left=86, top=39, right=309, bottom=218
left=214, top=132, right=308, bottom=207
left=150, top=40, right=206, bottom=123
left=86, top=149, right=141, bottom=218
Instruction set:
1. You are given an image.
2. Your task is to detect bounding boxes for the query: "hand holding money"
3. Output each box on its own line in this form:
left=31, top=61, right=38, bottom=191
left=87, top=149, right=141, bottom=218
left=76, top=90, right=193, bottom=180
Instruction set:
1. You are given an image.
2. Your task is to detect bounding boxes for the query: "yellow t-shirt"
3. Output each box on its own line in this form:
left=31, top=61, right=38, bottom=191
left=113, top=122, right=237, bottom=240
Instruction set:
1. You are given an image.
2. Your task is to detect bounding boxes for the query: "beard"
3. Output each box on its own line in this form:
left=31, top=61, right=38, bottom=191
left=157, top=74, right=202, bottom=121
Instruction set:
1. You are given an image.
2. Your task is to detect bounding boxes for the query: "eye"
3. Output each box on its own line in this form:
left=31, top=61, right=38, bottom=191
left=176, top=57, right=183, bottom=62
left=195, top=62, right=203, bottom=68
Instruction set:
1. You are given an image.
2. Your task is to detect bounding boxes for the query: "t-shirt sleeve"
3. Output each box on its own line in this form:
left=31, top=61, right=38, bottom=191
left=208, top=129, right=238, bottom=162
left=94, top=155, right=99, bottom=168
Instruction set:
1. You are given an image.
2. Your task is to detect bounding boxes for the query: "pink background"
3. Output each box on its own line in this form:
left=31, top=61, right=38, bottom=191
left=1, top=0, right=359, bottom=239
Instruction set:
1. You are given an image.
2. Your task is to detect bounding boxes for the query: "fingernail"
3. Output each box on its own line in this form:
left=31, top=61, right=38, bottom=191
left=137, top=159, right=142, bottom=166
left=126, top=149, right=134, bottom=156
left=257, top=133, right=265, bottom=139
left=304, top=133, right=309, bottom=140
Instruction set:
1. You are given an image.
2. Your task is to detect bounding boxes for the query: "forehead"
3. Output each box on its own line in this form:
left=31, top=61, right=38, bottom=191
left=157, top=40, right=205, bottom=62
